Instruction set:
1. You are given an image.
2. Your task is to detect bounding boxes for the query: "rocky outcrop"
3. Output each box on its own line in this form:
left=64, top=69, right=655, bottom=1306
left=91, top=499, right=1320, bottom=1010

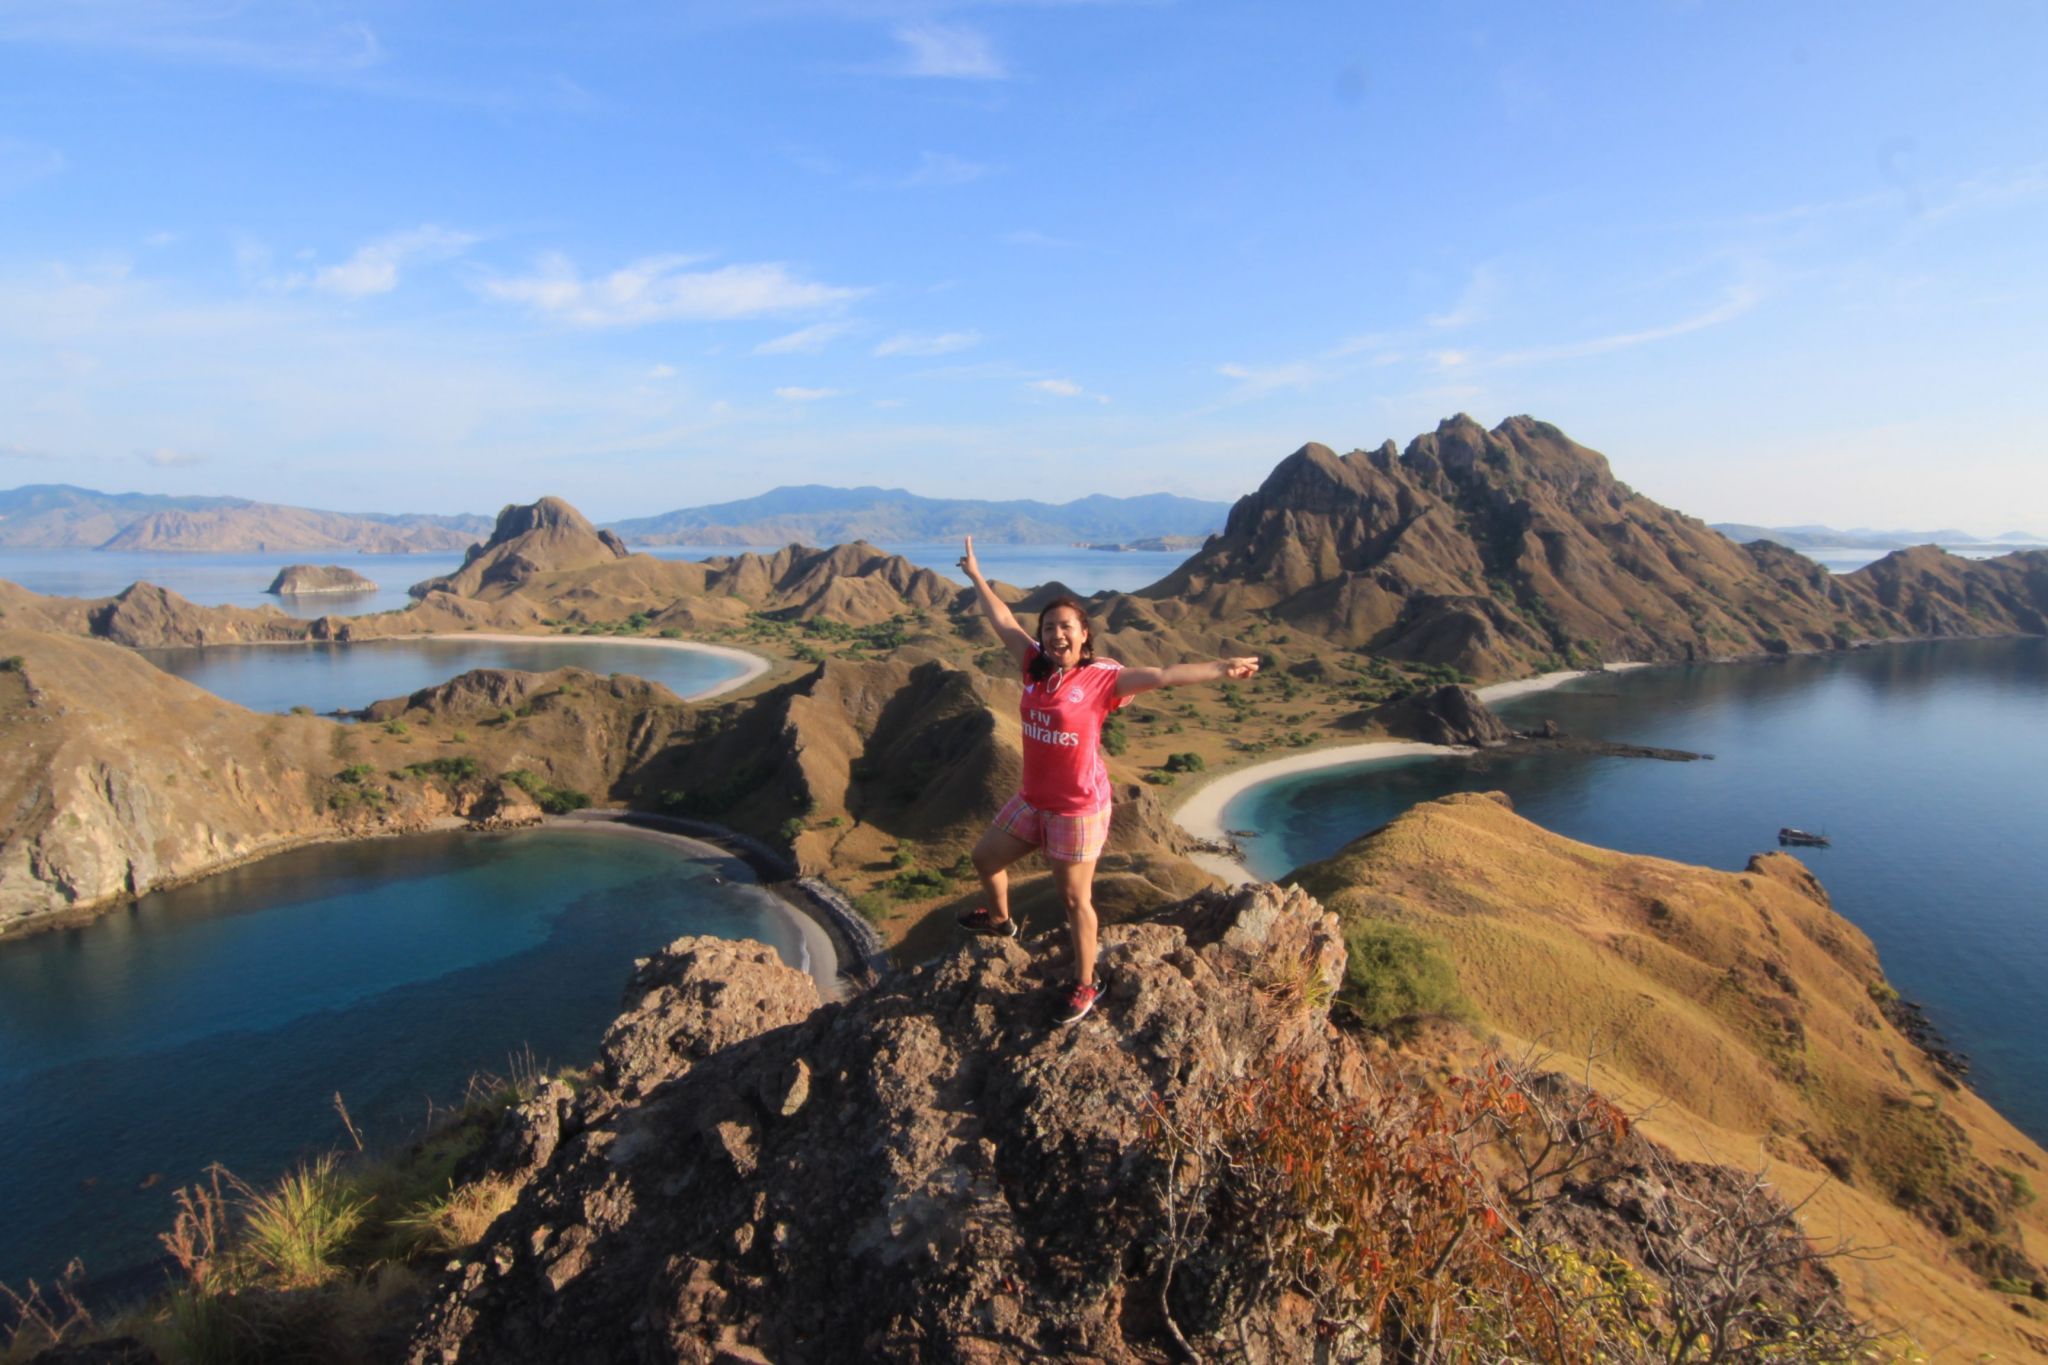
left=411, top=498, right=632, bottom=599
left=266, top=564, right=377, bottom=595
left=405, top=883, right=1349, bottom=1363
left=1353, top=682, right=1514, bottom=746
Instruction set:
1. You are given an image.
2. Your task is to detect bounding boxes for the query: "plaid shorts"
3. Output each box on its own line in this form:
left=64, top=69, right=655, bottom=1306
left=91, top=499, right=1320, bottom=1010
left=993, top=794, right=1112, bottom=865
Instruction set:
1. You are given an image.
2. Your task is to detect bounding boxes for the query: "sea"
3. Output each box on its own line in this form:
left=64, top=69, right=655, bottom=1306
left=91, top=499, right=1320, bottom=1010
left=0, top=825, right=807, bottom=1296
left=1223, top=636, right=2048, bottom=1143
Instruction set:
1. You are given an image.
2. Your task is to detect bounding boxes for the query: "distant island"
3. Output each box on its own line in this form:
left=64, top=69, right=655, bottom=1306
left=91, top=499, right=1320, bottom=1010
left=0, top=485, right=490, bottom=553
left=602, top=485, right=1229, bottom=547
left=265, top=564, right=378, bottom=595
left=1713, top=520, right=2046, bottom=551
left=1082, top=534, right=1209, bottom=552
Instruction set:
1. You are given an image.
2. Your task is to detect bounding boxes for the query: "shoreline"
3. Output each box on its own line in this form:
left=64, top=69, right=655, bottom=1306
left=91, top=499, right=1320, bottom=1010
left=1172, top=662, right=1649, bottom=885
left=539, top=813, right=844, bottom=1000
left=418, top=632, right=773, bottom=701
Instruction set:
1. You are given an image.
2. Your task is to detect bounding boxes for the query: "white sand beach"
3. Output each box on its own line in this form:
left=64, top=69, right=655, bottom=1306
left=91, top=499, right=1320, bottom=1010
left=1173, top=662, right=1651, bottom=884
left=426, top=632, right=773, bottom=700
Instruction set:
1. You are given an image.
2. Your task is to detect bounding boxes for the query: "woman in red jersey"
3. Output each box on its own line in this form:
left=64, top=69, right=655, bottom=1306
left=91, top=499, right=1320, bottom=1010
left=955, top=535, right=1260, bottom=1024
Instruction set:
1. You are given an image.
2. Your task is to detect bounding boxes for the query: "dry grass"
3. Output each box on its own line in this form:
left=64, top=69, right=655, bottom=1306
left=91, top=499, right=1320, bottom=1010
left=1289, top=792, right=2048, bottom=1360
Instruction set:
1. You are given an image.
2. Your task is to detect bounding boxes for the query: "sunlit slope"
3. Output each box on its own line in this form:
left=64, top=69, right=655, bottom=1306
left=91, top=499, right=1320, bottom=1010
left=1289, top=792, right=2048, bottom=1359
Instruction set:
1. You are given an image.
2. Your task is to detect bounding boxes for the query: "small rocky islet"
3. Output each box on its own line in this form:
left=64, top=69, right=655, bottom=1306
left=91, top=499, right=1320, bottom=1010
left=3, top=415, right=2047, bottom=1359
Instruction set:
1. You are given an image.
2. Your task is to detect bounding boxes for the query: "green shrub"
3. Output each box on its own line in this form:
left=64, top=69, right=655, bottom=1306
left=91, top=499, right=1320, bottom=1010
left=1101, top=712, right=1128, bottom=756
left=852, top=892, right=891, bottom=925
left=504, top=768, right=591, bottom=814
left=0, top=655, right=23, bottom=673
left=335, top=763, right=377, bottom=785
left=1143, top=771, right=1176, bottom=786
left=1163, top=751, right=1206, bottom=773
left=777, top=816, right=806, bottom=844
left=239, top=1156, right=371, bottom=1289
left=404, top=756, right=480, bottom=783
left=1335, top=919, right=1475, bottom=1038
left=289, top=704, right=314, bottom=717
left=382, top=719, right=409, bottom=737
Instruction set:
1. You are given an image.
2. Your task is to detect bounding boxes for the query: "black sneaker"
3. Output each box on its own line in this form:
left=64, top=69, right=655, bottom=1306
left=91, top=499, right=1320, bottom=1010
left=1057, top=979, right=1102, bottom=1025
left=957, top=906, right=1018, bottom=939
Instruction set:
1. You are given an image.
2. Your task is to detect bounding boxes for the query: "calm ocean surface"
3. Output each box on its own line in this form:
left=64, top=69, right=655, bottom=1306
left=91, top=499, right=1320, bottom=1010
left=1224, top=637, right=2048, bottom=1141
left=138, top=638, right=751, bottom=715
left=0, top=825, right=805, bottom=1293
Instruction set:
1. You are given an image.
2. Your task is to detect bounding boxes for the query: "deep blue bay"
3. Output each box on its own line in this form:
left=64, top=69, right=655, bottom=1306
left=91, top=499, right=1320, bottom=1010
left=1223, top=637, right=2048, bottom=1141
left=138, top=637, right=754, bottom=715
left=0, top=824, right=811, bottom=1293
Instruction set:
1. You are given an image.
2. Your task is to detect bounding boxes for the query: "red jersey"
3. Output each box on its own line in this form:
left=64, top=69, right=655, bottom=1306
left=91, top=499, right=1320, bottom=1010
left=1017, top=649, right=1126, bottom=815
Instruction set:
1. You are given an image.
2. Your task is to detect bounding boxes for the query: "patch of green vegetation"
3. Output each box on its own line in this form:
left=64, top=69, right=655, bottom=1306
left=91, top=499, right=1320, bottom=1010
left=381, top=719, right=409, bottom=737
left=852, top=891, right=891, bottom=925
left=1999, top=1167, right=2037, bottom=1209
left=1143, top=771, right=1175, bottom=786
left=335, top=763, right=377, bottom=785
left=0, top=656, right=22, bottom=673
left=404, top=755, right=481, bottom=784
left=503, top=768, right=591, bottom=814
left=1163, top=751, right=1206, bottom=773
left=1101, top=712, right=1128, bottom=756
left=1331, top=918, right=1476, bottom=1038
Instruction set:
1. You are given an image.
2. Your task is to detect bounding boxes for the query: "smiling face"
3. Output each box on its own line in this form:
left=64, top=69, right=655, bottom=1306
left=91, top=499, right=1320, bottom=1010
left=1038, top=603, right=1090, bottom=668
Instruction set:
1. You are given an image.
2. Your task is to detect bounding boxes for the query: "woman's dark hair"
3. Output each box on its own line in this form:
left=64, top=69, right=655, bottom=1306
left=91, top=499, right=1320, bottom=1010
left=1028, top=596, right=1096, bottom=681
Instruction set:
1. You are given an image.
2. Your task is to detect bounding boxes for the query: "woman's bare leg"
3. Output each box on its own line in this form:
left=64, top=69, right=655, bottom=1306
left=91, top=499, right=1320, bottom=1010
left=971, top=826, right=1037, bottom=925
left=1048, top=857, right=1100, bottom=986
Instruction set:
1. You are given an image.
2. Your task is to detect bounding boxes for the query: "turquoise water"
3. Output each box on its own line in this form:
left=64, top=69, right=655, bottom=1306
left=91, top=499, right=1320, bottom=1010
left=138, top=637, right=750, bottom=714
left=0, top=825, right=805, bottom=1293
left=1224, top=638, right=2048, bottom=1140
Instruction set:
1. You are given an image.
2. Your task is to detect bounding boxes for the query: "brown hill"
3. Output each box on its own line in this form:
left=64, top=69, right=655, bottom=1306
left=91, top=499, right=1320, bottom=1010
left=1289, top=792, right=2048, bottom=1358
left=267, top=564, right=377, bottom=595
left=410, top=497, right=632, bottom=598
left=100, top=504, right=478, bottom=553
left=1112, top=416, right=2048, bottom=680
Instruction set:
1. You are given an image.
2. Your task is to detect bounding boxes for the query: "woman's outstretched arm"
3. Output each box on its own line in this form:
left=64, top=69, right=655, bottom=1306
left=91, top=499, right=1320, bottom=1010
left=959, top=535, right=1037, bottom=669
left=1115, top=655, right=1260, bottom=697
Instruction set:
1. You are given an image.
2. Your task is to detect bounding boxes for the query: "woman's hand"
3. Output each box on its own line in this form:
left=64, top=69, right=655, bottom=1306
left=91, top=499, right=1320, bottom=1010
left=1223, top=656, right=1261, bottom=680
left=959, top=535, right=983, bottom=583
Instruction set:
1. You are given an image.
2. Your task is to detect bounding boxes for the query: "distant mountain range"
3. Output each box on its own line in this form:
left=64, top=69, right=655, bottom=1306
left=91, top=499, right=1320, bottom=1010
left=0, top=483, right=1228, bottom=552
left=1712, top=522, right=2045, bottom=551
left=603, top=485, right=1230, bottom=546
left=0, top=485, right=490, bottom=553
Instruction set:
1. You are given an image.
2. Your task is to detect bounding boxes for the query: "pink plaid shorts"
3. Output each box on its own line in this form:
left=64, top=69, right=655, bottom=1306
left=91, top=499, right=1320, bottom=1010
left=992, top=793, right=1112, bottom=865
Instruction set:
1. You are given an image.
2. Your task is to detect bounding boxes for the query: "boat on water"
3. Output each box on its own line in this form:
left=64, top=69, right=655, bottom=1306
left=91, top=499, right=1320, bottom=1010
left=1778, top=827, right=1831, bottom=847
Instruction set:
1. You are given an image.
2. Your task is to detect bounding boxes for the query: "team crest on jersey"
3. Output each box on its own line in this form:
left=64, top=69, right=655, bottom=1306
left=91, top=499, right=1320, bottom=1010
left=1066, top=689, right=1083, bottom=702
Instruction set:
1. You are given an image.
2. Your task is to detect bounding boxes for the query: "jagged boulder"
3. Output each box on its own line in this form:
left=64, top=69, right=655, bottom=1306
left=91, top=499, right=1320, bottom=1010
left=1356, top=682, right=1515, bottom=746
left=405, top=883, right=1347, bottom=1363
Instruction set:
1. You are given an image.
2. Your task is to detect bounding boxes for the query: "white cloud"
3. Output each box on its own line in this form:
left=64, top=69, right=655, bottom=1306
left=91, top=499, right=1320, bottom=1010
left=1426, top=264, right=1496, bottom=330
left=648, top=363, right=677, bottom=379
left=775, top=386, right=843, bottom=402
left=139, top=446, right=206, bottom=467
left=1030, top=377, right=1109, bottom=403
left=893, top=24, right=1005, bottom=79
left=901, top=151, right=989, bottom=188
left=874, top=330, right=981, bottom=357
left=313, top=224, right=476, bottom=298
left=1001, top=228, right=1082, bottom=249
left=1, top=441, right=52, bottom=461
left=0, top=4, right=384, bottom=75
left=1216, top=360, right=1321, bottom=399
left=755, top=320, right=854, bottom=355
left=485, top=254, right=866, bottom=327
left=1489, top=285, right=1760, bottom=367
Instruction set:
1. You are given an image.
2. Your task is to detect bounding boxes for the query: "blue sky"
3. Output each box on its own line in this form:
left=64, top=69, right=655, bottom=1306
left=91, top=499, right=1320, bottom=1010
left=1, top=1, right=2043, bottom=532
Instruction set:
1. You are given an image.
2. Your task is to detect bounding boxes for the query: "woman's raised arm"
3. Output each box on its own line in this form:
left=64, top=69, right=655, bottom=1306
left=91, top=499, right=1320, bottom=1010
left=1115, top=655, right=1261, bottom=697
left=959, top=535, right=1038, bottom=669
